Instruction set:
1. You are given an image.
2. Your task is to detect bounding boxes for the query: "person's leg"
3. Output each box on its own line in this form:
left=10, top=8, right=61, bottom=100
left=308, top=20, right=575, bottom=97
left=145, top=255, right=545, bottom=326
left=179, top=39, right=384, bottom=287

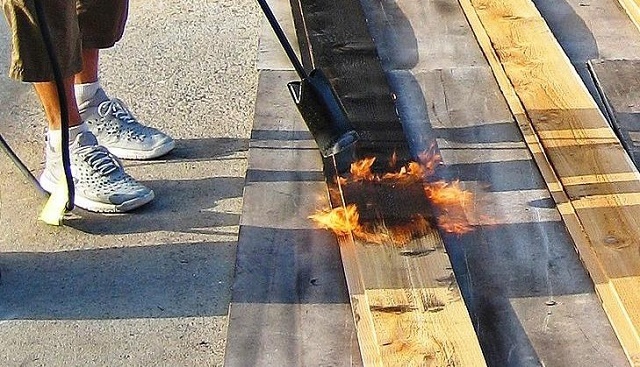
left=34, top=77, right=83, bottom=130
left=2, top=0, right=155, bottom=212
left=74, top=0, right=174, bottom=160
left=75, top=48, right=99, bottom=84
left=73, top=47, right=176, bottom=159
left=34, top=75, right=155, bottom=213
left=35, top=75, right=155, bottom=212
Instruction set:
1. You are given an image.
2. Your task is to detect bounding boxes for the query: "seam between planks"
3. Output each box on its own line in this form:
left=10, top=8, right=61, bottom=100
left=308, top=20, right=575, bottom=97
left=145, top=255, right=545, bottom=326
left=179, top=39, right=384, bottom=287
left=288, top=0, right=488, bottom=364
left=457, top=0, right=640, bottom=365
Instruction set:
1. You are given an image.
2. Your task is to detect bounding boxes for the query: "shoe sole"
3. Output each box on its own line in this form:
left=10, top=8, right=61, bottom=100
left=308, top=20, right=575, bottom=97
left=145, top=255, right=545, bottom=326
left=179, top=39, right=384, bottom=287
left=75, top=190, right=155, bottom=213
left=107, top=139, right=176, bottom=160
left=39, top=175, right=155, bottom=213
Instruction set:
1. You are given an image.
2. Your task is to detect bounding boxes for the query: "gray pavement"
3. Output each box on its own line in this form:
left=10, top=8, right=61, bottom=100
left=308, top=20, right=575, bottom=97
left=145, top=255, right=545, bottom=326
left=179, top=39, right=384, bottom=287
left=0, top=0, right=260, bottom=365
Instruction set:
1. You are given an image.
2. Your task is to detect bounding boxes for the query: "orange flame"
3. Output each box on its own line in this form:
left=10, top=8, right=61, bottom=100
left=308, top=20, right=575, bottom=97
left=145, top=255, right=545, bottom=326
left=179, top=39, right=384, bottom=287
left=350, top=157, right=377, bottom=181
left=311, top=148, right=479, bottom=244
left=309, top=204, right=360, bottom=235
left=424, top=180, right=474, bottom=234
left=309, top=204, right=432, bottom=246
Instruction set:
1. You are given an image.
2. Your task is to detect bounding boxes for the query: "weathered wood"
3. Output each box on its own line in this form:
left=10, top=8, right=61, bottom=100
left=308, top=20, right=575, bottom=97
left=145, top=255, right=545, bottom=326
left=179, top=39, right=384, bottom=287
left=257, top=0, right=301, bottom=71
left=226, top=4, right=364, bottom=364
left=361, top=0, right=628, bottom=365
left=533, top=0, right=640, bottom=102
left=458, top=0, right=640, bottom=364
left=419, top=69, right=628, bottom=365
left=290, top=0, right=487, bottom=365
left=224, top=70, right=362, bottom=366
left=588, top=59, right=640, bottom=166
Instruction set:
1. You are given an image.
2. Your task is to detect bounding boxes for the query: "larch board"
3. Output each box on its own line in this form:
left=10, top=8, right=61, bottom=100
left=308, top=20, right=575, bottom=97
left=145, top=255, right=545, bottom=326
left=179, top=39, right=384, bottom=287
left=362, top=0, right=627, bottom=364
left=458, top=0, right=640, bottom=364
left=327, top=191, right=487, bottom=367
left=289, top=0, right=487, bottom=365
left=618, top=0, right=640, bottom=33
left=224, top=70, right=362, bottom=367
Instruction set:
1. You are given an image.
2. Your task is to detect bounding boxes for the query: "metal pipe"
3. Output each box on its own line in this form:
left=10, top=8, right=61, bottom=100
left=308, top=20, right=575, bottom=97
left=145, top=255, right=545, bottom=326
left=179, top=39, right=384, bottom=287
left=0, top=135, right=47, bottom=196
left=256, top=0, right=308, bottom=79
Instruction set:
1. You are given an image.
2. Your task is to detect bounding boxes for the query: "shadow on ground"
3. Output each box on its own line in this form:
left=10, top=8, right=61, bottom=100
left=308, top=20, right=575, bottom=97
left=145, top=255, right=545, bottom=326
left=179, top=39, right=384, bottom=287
left=68, top=175, right=243, bottom=236
left=60, top=137, right=249, bottom=236
left=0, top=241, right=235, bottom=320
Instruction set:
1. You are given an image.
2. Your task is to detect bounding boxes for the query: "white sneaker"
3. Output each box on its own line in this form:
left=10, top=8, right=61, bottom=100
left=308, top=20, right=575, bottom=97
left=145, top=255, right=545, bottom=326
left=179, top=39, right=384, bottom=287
left=39, top=131, right=155, bottom=213
left=79, top=89, right=175, bottom=160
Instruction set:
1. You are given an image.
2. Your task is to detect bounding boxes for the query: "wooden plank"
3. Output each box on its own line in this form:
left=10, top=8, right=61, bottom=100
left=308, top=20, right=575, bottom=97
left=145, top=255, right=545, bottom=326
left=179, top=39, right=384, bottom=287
left=227, top=3, right=363, bottom=363
left=588, top=59, right=640, bottom=166
left=533, top=0, right=640, bottom=61
left=618, top=0, right=640, bottom=34
left=458, top=0, right=640, bottom=364
left=290, top=0, right=487, bottom=365
left=361, top=0, right=627, bottom=364
left=325, top=176, right=487, bottom=367
left=533, top=0, right=640, bottom=102
left=257, top=0, right=301, bottom=71
left=224, top=70, right=362, bottom=366
left=360, top=0, right=487, bottom=72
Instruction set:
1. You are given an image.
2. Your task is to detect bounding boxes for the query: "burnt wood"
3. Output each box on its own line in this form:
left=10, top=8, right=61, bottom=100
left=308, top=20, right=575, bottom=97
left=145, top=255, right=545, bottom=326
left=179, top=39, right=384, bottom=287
left=289, top=0, right=411, bottom=167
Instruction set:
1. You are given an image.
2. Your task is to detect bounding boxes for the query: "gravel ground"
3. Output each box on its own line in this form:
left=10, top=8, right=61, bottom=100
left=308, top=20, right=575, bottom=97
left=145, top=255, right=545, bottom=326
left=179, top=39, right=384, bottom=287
left=0, top=0, right=260, bottom=365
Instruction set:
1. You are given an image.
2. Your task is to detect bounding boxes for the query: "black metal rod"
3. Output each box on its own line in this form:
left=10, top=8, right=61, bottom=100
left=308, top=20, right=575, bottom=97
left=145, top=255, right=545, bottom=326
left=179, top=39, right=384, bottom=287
left=0, top=135, right=47, bottom=196
left=33, top=0, right=75, bottom=211
left=256, top=0, right=307, bottom=79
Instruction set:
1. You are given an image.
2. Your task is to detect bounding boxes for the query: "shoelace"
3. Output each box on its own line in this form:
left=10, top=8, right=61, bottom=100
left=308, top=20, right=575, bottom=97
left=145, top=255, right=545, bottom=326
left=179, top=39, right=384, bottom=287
left=97, top=98, right=156, bottom=139
left=76, top=144, right=122, bottom=176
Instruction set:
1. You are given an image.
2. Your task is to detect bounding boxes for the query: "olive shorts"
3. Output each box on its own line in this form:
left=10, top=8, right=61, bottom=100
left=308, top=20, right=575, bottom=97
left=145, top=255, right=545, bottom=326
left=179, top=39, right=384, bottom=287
left=2, top=0, right=129, bottom=82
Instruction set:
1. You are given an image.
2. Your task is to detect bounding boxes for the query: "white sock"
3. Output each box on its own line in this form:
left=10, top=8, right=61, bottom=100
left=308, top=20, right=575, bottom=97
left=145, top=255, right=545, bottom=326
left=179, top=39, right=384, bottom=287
left=47, top=123, right=89, bottom=152
left=74, top=81, right=102, bottom=105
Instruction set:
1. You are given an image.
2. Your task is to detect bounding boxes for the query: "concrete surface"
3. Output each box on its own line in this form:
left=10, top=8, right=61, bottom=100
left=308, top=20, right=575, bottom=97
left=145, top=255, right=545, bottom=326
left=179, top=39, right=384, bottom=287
left=0, top=0, right=260, bottom=365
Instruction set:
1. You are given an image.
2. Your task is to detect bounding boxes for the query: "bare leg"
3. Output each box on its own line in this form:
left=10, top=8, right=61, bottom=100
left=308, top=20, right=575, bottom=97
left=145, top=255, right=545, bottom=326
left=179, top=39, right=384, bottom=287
left=75, top=48, right=99, bottom=84
left=33, top=48, right=100, bottom=130
left=33, top=77, right=82, bottom=130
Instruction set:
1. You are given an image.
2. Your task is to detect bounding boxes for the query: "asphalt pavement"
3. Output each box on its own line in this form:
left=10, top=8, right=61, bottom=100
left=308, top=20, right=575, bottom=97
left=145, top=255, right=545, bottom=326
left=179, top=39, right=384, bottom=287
left=0, top=1, right=260, bottom=365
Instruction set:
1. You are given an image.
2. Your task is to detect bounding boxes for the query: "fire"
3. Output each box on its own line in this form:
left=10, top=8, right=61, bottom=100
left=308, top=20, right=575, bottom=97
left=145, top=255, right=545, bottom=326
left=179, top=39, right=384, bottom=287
left=349, top=157, right=376, bottom=181
left=310, top=148, right=479, bottom=245
left=424, top=180, right=474, bottom=234
left=309, top=204, right=360, bottom=235
left=309, top=204, right=433, bottom=246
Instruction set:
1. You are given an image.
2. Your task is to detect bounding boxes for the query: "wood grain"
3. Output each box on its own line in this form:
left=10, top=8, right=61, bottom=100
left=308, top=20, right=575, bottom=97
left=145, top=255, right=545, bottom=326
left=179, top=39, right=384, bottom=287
left=589, top=59, right=640, bottom=167
left=224, top=70, right=362, bottom=367
left=287, top=0, right=487, bottom=364
left=458, top=0, right=640, bottom=364
left=327, top=174, right=487, bottom=366
left=618, top=0, right=640, bottom=33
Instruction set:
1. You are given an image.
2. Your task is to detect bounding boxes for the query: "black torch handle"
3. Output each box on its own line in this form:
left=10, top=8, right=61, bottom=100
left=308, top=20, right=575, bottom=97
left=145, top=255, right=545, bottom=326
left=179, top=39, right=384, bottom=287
left=256, top=0, right=307, bottom=80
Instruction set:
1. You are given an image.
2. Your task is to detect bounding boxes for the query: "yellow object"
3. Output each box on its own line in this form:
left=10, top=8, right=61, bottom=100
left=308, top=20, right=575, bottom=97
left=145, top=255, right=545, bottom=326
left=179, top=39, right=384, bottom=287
left=39, top=179, right=69, bottom=225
